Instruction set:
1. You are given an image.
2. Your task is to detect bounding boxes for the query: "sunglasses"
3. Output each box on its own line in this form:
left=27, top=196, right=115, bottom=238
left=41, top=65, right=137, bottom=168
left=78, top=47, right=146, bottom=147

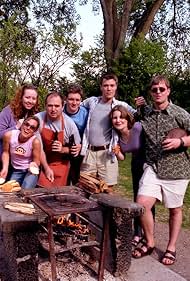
left=23, top=121, right=37, bottom=131
left=151, top=87, right=167, bottom=93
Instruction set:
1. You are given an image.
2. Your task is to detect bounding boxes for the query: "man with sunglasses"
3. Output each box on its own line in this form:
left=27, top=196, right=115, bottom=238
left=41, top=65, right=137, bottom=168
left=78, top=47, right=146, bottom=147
left=133, top=75, right=190, bottom=266
left=0, top=116, right=41, bottom=188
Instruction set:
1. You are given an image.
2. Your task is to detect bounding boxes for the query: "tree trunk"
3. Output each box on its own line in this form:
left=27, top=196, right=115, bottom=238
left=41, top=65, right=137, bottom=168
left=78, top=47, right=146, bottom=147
left=100, top=0, right=166, bottom=70
left=100, top=0, right=134, bottom=70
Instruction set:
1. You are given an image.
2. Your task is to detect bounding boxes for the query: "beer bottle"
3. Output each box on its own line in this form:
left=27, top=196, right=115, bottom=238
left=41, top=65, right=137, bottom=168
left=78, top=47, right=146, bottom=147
left=69, top=134, right=76, bottom=147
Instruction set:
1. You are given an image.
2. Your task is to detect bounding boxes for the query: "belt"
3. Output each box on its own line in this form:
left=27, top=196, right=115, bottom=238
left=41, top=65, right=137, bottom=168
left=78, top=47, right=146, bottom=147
left=88, top=144, right=109, bottom=151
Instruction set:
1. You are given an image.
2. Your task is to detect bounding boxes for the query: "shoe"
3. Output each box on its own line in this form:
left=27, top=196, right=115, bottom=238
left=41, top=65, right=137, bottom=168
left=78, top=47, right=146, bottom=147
left=161, top=249, right=176, bottom=266
left=132, top=242, right=155, bottom=259
left=131, top=236, right=143, bottom=247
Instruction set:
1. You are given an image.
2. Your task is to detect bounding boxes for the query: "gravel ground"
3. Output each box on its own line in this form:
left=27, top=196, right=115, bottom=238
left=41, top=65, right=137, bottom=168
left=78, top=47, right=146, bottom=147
left=38, top=253, right=125, bottom=281
left=38, top=222, right=190, bottom=281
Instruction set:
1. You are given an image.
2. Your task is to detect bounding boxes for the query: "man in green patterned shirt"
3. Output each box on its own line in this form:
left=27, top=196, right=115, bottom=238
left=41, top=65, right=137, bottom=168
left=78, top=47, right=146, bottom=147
left=132, top=75, right=190, bottom=266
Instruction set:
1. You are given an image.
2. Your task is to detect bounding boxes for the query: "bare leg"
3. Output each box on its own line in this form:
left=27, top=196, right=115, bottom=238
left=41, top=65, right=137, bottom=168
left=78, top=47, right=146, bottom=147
left=132, top=195, right=156, bottom=258
left=138, top=195, right=157, bottom=246
left=162, top=207, right=182, bottom=265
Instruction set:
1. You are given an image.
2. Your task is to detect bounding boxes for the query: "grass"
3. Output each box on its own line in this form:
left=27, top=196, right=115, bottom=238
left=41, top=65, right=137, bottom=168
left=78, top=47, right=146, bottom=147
left=118, top=154, right=190, bottom=228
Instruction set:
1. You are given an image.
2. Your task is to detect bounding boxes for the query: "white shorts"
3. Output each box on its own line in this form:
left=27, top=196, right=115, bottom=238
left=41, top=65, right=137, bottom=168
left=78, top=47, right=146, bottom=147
left=80, top=149, right=118, bottom=185
left=138, top=164, right=189, bottom=208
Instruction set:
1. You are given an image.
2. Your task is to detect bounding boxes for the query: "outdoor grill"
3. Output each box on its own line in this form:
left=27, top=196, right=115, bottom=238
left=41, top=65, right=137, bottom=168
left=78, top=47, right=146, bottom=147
left=0, top=186, right=143, bottom=281
left=26, top=191, right=111, bottom=281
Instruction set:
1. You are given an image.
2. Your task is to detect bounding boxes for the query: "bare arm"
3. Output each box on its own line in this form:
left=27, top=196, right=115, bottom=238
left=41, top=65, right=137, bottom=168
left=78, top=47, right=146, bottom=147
left=32, top=137, right=41, bottom=166
left=0, top=132, right=11, bottom=178
left=40, top=149, right=54, bottom=182
left=112, top=144, right=125, bottom=161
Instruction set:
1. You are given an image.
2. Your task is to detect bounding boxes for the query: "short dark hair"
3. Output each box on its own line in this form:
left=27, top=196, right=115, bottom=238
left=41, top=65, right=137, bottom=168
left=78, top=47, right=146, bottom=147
left=45, top=91, right=64, bottom=106
left=149, top=75, right=170, bottom=89
left=110, top=105, right=135, bottom=130
left=23, top=116, right=40, bottom=131
left=100, top=73, right=118, bottom=85
left=65, top=84, right=83, bottom=98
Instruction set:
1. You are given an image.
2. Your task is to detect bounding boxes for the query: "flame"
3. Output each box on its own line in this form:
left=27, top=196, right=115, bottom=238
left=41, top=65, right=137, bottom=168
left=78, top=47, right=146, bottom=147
left=56, top=215, right=89, bottom=234
left=57, top=216, right=82, bottom=229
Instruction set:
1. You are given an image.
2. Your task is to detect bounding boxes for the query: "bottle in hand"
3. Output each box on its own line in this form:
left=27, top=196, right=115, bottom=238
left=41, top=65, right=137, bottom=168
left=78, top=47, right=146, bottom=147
left=69, top=134, right=76, bottom=147
left=52, top=130, right=59, bottom=151
left=69, top=134, right=77, bottom=157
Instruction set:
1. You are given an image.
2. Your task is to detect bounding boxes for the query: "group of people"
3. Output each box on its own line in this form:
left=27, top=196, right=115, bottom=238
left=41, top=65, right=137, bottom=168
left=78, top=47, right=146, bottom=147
left=0, top=73, right=190, bottom=267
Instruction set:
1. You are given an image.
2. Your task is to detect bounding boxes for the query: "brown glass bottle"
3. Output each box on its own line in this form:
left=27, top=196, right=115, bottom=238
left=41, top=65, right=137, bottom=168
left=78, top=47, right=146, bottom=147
left=68, top=134, right=75, bottom=147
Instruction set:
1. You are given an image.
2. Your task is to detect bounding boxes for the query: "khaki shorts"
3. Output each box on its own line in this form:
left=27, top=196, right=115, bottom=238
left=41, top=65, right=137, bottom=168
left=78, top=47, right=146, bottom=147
left=80, top=149, right=118, bottom=185
left=138, top=164, right=189, bottom=208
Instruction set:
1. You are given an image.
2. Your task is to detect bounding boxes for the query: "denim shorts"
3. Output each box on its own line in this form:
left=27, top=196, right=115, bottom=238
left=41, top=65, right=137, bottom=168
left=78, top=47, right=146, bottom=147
left=8, top=168, right=38, bottom=189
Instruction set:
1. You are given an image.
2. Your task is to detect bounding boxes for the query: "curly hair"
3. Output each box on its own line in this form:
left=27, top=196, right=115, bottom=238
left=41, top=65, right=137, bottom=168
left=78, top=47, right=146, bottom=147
left=110, top=105, right=135, bottom=131
left=10, top=84, right=39, bottom=120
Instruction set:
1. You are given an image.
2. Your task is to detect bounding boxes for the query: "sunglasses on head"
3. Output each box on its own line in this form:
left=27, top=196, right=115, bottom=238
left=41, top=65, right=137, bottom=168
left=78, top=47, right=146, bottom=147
left=151, top=87, right=167, bottom=93
left=23, top=121, right=37, bottom=131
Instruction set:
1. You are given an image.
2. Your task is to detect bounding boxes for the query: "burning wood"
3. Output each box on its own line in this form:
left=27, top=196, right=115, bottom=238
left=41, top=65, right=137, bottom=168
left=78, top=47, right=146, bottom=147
left=78, top=173, right=111, bottom=194
left=56, top=215, right=90, bottom=236
left=38, top=215, right=92, bottom=253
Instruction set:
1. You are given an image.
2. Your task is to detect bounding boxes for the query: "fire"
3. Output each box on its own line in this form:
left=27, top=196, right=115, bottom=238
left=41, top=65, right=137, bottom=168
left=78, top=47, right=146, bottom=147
left=56, top=215, right=89, bottom=234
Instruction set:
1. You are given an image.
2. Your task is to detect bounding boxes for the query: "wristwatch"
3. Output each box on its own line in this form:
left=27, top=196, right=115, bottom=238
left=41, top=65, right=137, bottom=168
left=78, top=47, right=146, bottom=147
left=180, top=137, right=185, bottom=147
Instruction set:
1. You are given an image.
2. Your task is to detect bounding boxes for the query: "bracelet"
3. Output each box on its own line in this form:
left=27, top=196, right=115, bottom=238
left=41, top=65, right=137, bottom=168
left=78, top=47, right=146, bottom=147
left=180, top=137, right=185, bottom=147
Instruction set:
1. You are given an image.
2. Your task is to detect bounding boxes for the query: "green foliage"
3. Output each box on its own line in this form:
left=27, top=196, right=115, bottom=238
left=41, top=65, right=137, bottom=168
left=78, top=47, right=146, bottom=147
left=169, top=72, right=190, bottom=112
left=117, top=154, right=133, bottom=198
left=0, top=9, right=36, bottom=106
left=72, top=46, right=106, bottom=97
left=0, top=0, right=81, bottom=107
left=113, top=38, right=167, bottom=104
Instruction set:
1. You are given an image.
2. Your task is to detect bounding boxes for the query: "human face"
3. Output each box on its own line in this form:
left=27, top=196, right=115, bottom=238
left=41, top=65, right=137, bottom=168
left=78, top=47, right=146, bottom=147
left=46, top=95, right=63, bottom=121
left=22, top=89, right=38, bottom=110
left=111, top=110, right=128, bottom=131
left=150, top=80, right=170, bottom=109
left=20, top=119, right=38, bottom=140
left=100, top=79, right=117, bottom=103
left=66, top=93, right=81, bottom=114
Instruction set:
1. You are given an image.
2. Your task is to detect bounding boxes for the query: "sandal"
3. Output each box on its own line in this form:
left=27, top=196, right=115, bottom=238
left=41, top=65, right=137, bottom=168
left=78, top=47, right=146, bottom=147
left=161, top=250, right=176, bottom=266
left=131, top=236, right=143, bottom=247
left=132, top=242, right=155, bottom=259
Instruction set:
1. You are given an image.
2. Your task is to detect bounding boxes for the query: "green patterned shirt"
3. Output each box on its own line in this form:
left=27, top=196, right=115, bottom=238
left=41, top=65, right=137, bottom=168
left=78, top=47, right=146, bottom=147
left=141, top=103, right=190, bottom=179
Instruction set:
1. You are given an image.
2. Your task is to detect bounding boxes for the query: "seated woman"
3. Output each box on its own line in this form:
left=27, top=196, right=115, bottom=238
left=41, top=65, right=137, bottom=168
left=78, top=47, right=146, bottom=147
left=0, top=116, right=41, bottom=189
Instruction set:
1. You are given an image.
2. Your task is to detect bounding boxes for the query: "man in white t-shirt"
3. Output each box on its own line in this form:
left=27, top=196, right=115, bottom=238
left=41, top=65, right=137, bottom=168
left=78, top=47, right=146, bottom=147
left=80, top=73, right=138, bottom=186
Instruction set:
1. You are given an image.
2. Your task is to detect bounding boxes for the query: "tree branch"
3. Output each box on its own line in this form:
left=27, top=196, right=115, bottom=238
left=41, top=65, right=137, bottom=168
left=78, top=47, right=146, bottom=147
left=133, top=0, right=165, bottom=38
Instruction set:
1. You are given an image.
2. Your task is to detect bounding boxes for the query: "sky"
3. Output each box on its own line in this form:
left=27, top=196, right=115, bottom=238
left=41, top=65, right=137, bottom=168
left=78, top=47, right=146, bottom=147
left=76, top=2, right=103, bottom=49
left=62, top=2, right=103, bottom=78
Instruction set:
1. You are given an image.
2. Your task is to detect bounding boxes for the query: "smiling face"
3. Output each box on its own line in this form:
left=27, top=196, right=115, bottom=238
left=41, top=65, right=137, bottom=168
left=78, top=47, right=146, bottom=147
left=22, top=89, right=38, bottom=110
left=20, top=118, right=39, bottom=141
left=150, top=80, right=170, bottom=109
left=111, top=110, right=129, bottom=131
left=66, top=92, right=81, bottom=114
left=46, top=95, right=63, bottom=121
left=100, top=78, right=118, bottom=103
